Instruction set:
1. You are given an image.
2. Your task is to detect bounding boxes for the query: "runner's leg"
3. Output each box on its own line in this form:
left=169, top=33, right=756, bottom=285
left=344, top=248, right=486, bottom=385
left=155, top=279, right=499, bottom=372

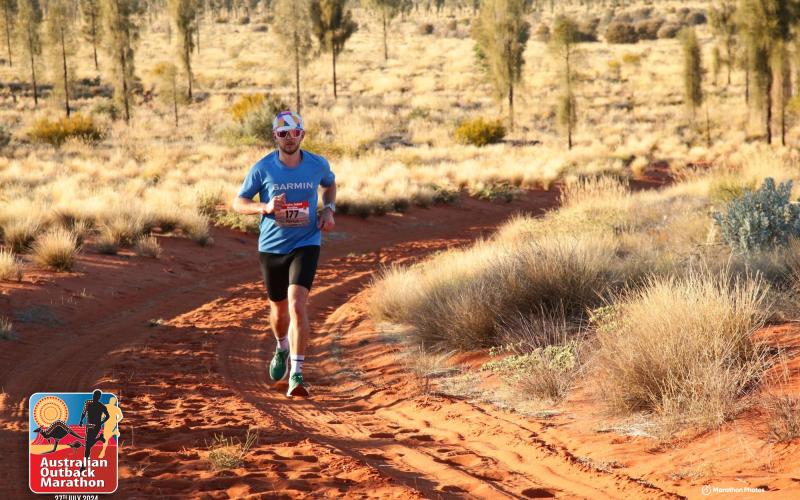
left=260, top=252, right=291, bottom=347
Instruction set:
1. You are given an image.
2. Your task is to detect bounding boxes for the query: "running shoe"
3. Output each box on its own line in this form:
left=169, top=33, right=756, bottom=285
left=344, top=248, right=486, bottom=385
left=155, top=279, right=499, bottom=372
left=287, top=373, right=309, bottom=397
left=269, top=349, right=290, bottom=381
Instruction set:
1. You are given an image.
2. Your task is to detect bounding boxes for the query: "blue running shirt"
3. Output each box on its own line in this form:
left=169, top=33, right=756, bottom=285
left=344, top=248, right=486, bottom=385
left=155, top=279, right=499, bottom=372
left=238, top=150, right=335, bottom=254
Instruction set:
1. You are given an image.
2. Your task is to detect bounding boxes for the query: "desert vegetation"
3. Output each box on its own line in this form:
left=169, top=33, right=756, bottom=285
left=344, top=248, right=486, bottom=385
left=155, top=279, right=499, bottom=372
left=0, top=0, right=799, bottom=447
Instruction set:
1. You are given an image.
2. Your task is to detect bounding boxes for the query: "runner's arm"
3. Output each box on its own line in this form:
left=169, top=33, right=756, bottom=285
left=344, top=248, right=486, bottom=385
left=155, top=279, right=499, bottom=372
left=320, top=182, right=336, bottom=210
left=232, top=195, right=283, bottom=215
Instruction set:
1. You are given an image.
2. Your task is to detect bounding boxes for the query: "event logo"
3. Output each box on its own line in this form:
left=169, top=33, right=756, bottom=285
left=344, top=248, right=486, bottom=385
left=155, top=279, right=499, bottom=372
left=29, top=390, right=122, bottom=494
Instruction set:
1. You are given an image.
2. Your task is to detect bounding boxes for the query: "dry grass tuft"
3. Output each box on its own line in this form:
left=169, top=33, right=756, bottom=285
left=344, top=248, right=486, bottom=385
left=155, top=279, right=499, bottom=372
left=593, top=270, right=773, bottom=429
left=133, top=235, right=162, bottom=258
left=0, top=316, right=14, bottom=340
left=0, top=248, right=23, bottom=281
left=32, top=228, right=80, bottom=272
left=3, top=218, right=41, bottom=254
left=206, top=429, right=258, bottom=470
left=765, top=394, right=800, bottom=443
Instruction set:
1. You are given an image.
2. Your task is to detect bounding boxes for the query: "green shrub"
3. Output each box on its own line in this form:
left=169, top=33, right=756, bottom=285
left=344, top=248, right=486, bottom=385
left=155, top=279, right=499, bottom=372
left=454, top=117, right=506, bottom=146
left=28, top=114, right=104, bottom=147
left=605, top=22, right=639, bottom=43
left=712, top=177, right=800, bottom=253
left=230, top=93, right=288, bottom=143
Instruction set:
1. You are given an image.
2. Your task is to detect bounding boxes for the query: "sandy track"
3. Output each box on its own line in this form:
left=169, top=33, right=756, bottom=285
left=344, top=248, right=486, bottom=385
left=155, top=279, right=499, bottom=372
left=1, top=190, right=681, bottom=498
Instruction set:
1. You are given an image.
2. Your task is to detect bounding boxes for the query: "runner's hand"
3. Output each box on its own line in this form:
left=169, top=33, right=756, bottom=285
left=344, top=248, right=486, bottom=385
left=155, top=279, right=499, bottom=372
left=318, top=208, right=335, bottom=231
left=264, top=193, right=286, bottom=215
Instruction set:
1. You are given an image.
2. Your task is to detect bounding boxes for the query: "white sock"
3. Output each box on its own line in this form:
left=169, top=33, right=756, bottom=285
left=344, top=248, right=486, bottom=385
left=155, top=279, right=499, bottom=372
left=277, top=336, right=289, bottom=352
left=290, top=355, right=304, bottom=376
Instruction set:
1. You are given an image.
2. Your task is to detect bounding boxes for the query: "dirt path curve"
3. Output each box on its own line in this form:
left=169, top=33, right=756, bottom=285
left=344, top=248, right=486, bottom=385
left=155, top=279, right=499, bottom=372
left=2, top=190, right=680, bottom=499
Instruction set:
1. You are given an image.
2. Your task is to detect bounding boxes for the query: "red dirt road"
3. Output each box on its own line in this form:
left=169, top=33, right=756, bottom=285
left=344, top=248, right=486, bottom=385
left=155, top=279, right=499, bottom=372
left=1, top=189, right=796, bottom=498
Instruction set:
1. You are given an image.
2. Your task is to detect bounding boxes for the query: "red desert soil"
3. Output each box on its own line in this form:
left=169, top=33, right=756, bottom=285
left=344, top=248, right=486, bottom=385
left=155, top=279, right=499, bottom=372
left=1, top=185, right=798, bottom=499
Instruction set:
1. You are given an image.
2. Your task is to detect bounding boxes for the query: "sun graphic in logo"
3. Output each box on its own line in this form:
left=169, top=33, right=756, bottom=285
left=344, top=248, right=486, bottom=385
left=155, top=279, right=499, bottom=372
left=33, top=396, right=69, bottom=428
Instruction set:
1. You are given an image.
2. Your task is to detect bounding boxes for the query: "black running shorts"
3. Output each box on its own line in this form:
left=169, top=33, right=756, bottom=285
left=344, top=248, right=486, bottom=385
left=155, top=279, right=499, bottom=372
left=258, top=245, right=320, bottom=302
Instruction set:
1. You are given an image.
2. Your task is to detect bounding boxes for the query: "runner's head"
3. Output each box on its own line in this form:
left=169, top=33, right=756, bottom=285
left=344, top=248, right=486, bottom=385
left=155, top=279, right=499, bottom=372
left=273, top=110, right=305, bottom=155
left=92, top=389, right=101, bottom=401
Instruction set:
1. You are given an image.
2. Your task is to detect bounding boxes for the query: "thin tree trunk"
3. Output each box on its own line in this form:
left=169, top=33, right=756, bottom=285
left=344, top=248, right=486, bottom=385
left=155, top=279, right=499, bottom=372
left=27, top=27, right=37, bottom=106
left=294, top=32, right=300, bottom=112
left=382, top=10, right=387, bottom=61
left=120, top=48, right=130, bottom=123
left=172, top=72, right=178, bottom=127
left=3, top=2, right=11, bottom=67
left=508, top=80, right=513, bottom=131
left=91, top=10, right=99, bottom=71
left=60, top=26, right=70, bottom=117
left=196, top=11, right=200, bottom=55
left=766, top=69, right=773, bottom=144
left=185, top=37, right=192, bottom=100
left=705, top=101, right=711, bottom=147
left=745, top=62, right=750, bottom=105
left=332, top=48, right=337, bottom=99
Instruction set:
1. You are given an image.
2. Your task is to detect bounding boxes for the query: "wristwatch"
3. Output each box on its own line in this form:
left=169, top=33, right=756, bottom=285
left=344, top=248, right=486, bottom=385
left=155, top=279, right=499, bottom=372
left=323, top=202, right=336, bottom=213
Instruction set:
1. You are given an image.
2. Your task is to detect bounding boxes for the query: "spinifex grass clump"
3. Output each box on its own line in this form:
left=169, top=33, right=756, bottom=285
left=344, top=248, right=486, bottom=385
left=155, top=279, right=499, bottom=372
left=27, top=114, right=104, bottom=147
left=453, top=118, right=506, bottom=147
left=713, top=177, right=800, bottom=253
left=32, top=228, right=80, bottom=272
left=593, top=270, right=773, bottom=428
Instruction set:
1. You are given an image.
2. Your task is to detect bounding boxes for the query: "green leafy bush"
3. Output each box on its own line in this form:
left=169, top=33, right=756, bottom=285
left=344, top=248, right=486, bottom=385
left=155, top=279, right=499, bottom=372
left=229, top=93, right=287, bottom=143
left=712, top=177, right=800, bottom=253
left=454, top=117, right=506, bottom=147
left=605, top=22, right=639, bottom=43
left=28, top=114, right=104, bottom=147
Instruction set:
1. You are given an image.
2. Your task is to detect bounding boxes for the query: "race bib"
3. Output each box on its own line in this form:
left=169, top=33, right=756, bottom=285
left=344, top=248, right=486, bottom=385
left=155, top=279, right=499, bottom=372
left=275, top=200, right=310, bottom=227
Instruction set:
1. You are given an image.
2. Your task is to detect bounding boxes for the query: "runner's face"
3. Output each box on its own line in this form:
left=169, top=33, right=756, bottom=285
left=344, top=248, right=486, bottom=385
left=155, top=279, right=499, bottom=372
left=274, top=129, right=304, bottom=154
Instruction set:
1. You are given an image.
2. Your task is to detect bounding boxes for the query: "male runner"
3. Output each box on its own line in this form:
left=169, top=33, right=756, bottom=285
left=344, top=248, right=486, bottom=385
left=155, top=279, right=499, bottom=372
left=232, top=110, right=336, bottom=397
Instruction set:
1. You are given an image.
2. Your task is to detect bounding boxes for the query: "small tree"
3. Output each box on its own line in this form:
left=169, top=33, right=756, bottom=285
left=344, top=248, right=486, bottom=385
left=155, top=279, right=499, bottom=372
left=152, top=61, right=186, bottom=126
left=15, top=0, right=41, bottom=106
left=272, top=0, right=313, bottom=111
left=44, top=0, right=76, bottom=117
left=169, top=0, right=196, bottom=100
left=101, top=0, right=140, bottom=123
left=549, top=15, right=581, bottom=150
left=709, top=0, right=737, bottom=86
left=681, top=27, right=703, bottom=123
left=310, top=0, right=357, bottom=99
left=738, top=0, right=800, bottom=145
left=472, top=0, right=530, bottom=130
left=80, top=0, right=102, bottom=71
left=1, top=0, right=15, bottom=67
left=367, top=0, right=400, bottom=61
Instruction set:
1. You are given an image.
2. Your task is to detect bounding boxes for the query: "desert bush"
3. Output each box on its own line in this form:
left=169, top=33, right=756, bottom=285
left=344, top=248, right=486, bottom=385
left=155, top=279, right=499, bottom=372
left=447, top=19, right=457, bottom=31
left=0, top=249, right=23, bottom=281
left=32, top=228, right=80, bottom=271
left=0, top=124, right=10, bottom=149
left=576, top=19, right=599, bottom=42
left=635, top=18, right=664, bottom=40
left=559, top=176, right=629, bottom=208
left=454, top=118, right=506, bottom=146
left=712, top=178, right=800, bottom=253
left=27, top=114, right=104, bottom=147
left=419, top=23, right=434, bottom=35
left=370, top=231, right=624, bottom=350
left=214, top=210, right=260, bottom=234
left=605, top=22, right=639, bottom=43
left=484, top=311, right=586, bottom=402
left=593, top=271, right=772, bottom=428
left=133, top=235, right=162, bottom=258
left=100, top=214, right=147, bottom=248
left=629, top=7, right=653, bottom=22
left=3, top=218, right=41, bottom=253
left=765, top=395, right=800, bottom=442
left=238, top=15, right=250, bottom=24
left=657, top=22, right=683, bottom=39
left=229, top=94, right=267, bottom=123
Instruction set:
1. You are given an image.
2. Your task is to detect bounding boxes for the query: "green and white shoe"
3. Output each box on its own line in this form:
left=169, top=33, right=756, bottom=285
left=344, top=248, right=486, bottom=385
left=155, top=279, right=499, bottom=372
left=287, top=373, right=309, bottom=397
left=269, top=349, right=290, bottom=381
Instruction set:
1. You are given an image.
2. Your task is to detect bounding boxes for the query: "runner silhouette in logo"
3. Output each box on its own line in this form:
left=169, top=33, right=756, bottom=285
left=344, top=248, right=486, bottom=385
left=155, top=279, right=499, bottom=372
left=98, top=396, right=122, bottom=459
left=79, top=390, right=109, bottom=471
left=33, top=420, right=83, bottom=453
